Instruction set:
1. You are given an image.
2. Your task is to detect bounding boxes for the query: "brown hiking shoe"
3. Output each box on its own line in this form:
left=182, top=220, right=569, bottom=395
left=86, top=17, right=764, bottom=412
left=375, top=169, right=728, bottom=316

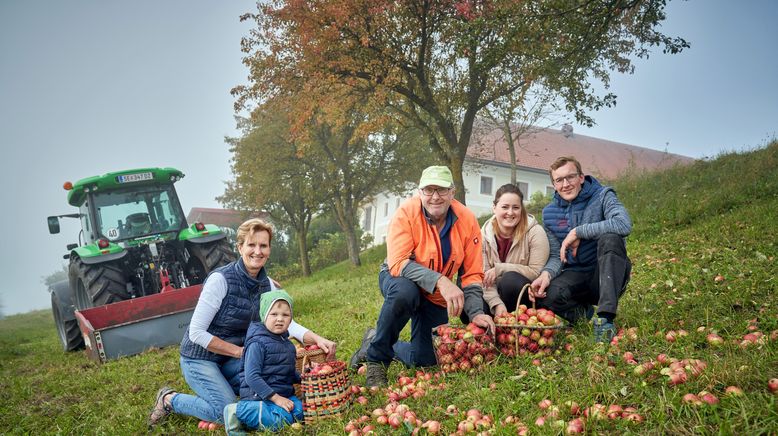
left=147, top=386, right=175, bottom=428
left=365, top=362, right=388, bottom=388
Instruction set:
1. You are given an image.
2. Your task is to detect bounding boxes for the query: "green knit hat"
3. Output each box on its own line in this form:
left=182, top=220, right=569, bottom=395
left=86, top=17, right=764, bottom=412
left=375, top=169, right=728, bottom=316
left=259, top=289, right=294, bottom=322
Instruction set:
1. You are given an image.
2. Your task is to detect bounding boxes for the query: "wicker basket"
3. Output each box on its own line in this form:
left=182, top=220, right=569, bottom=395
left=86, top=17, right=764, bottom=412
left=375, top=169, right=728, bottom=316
left=300, top=357, right=352, bottom=425
left=494, top=284, right=567, bottom=357
left=432, top=323, right=498, bottom=373
left=294, top=346, right=327, bottom=398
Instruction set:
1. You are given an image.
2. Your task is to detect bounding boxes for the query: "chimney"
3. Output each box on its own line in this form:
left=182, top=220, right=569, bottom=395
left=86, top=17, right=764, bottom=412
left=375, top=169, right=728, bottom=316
left=561, top=124, right=573, bottom=138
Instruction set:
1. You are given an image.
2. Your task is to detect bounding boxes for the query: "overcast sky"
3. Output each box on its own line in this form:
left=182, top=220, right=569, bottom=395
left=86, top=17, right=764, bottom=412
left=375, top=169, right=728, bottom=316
left=1, top=1, right=776, bottom=316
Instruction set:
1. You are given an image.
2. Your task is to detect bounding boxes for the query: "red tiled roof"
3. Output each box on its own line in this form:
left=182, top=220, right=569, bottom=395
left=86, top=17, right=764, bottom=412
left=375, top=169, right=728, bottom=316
left=186, top=207, right=268, bottom=228
left=468, top=125, right=695, bottom=180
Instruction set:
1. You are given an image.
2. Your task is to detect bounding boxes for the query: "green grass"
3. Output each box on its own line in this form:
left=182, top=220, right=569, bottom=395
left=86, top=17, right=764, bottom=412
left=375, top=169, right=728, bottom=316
left=2, top=142, right=778, bottom=435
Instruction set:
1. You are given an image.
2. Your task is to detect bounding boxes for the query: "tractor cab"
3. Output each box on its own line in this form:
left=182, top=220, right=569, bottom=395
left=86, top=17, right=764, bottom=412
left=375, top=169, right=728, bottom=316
left=87, top=185, right=186, bottom=243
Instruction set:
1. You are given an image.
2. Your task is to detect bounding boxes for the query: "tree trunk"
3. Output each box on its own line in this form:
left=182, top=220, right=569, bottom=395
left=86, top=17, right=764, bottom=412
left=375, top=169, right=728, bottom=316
left=449, top=154, right=467, bottom=205
left=502, top=119, right=516, bottom=185
left=331, top=203, right=362, bottom=266
left=343, top=225, right=361, bottom=266
left=295, top=227, right=311, bottom=276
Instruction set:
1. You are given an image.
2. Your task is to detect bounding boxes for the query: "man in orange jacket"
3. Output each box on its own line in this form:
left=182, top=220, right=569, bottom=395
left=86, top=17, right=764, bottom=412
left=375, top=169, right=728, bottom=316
left=350, top=166, right=495, bottom=387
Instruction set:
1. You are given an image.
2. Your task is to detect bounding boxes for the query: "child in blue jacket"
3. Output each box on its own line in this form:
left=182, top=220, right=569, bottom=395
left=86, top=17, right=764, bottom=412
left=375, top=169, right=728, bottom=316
left=223, top=289, right=303, bottom=434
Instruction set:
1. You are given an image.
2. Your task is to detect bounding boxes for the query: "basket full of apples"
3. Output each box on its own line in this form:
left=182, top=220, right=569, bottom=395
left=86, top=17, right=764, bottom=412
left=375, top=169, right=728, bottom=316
left=494, top=284, right=567, bottom=357
left=294, top=342, right=327, bottom=398
left=300, top=358, right=352, bottom=424
left=432, top=322, right=499, bottom=373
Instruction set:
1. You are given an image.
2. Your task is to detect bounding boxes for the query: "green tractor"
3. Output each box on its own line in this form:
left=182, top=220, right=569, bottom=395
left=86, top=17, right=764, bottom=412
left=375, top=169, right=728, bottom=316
left=47, top=168, right=236, bottom=352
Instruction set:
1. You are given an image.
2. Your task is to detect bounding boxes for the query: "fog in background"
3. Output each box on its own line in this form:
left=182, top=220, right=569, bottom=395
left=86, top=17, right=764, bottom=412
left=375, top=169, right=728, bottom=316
left=1, top=0, right=776, bottom=316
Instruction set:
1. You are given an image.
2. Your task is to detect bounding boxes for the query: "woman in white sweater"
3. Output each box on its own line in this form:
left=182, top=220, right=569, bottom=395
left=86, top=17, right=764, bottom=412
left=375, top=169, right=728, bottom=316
left=480, top=184, right=550, bottom=316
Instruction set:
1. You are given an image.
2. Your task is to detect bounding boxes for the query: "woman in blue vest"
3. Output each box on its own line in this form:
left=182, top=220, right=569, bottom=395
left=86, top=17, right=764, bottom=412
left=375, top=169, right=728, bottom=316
left=148, top=218, right=336, bottom=428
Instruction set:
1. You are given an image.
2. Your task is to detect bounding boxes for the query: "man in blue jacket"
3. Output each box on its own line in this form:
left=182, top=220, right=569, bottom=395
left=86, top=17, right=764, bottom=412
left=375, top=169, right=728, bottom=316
left=530, top=156, right=632, bottom=343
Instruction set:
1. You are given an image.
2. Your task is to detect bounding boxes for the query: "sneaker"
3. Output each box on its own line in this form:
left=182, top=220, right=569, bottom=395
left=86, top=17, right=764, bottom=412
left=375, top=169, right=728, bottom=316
left=223, top=403, right=246, bottom=436
left=147, top=386, right=175, bottom=428
left=349, top=327, right=376, bottom=370
left=593, top=317, right=617, bottom=343
left=365, top=362, right=388, bottom=388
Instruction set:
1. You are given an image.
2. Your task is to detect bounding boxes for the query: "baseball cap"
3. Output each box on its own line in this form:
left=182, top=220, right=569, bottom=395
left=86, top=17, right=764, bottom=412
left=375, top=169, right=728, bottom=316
left=418, top=165, right=454, bottom=189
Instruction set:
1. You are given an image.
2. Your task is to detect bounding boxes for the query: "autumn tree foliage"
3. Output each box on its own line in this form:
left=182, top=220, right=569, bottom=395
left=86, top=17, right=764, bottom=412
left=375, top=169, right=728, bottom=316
left=292, top=87, right=429, bottom=266
left=234, top=0, right=687, bottom=204
left=224, top=86, right=429, bottom=269
left=220, top=106, right=326, bottom=276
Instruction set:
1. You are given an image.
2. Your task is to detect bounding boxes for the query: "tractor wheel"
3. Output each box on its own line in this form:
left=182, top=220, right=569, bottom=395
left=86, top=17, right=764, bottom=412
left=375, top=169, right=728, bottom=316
left=186, top=238, right=237, bottom=285
left=51, top=290, right=84, bottom=351
left=70, top=257, right=131, bottom=310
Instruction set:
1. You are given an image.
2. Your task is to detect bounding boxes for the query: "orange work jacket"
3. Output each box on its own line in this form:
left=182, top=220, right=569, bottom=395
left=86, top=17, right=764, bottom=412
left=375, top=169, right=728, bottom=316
left=386, top=196, right=484, bottom=307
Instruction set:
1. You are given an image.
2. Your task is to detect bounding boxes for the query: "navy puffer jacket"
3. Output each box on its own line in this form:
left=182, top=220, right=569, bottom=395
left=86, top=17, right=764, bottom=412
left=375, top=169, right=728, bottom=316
left=239, top=322, right=300, bottom=400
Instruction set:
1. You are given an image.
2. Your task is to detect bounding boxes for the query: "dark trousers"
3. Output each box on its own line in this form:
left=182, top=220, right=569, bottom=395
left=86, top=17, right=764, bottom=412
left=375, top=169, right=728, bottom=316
left=366, top=270, right=448, bottom=367
left=537, top=233, right=631, bottom=322
left=460, top=271, right=531, bottom=323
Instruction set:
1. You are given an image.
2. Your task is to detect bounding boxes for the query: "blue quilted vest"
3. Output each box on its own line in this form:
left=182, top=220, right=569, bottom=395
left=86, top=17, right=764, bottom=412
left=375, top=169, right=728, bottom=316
left=543, top=176, right=602, bottom=272
left=239, top=322, right=299, bottom=400
left=179, top=258, right=271, bottom=363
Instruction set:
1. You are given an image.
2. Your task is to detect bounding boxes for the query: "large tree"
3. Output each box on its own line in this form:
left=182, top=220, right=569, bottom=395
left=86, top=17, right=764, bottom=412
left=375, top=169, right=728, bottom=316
left=220, top=107, right=326, bottom=276
left=293, top=86, right=431, bottom=265
left=235, top=0, right=687, bottom=204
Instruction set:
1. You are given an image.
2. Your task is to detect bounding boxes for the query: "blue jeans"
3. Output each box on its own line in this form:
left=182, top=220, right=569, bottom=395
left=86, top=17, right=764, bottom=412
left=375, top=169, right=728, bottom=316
left=171, top=356, right=242, bottom=423
left=366, top=270, right=448, bottom=367
left=236, top=396, right=303, bottom=431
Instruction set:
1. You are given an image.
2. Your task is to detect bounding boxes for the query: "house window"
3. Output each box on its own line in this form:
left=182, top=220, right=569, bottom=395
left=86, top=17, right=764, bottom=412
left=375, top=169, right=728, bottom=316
left=363, top=206, right=372, bottom=231
left=518, top=182, right=528, bottom=200
left=546, top=186, right=555, bottom=198
left=480, top=176, right=493, bottom=195
left=384, top=202, right=389, bottom=217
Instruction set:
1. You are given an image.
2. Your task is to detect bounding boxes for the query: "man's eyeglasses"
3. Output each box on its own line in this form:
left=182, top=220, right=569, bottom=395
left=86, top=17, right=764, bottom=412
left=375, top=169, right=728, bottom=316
left=420, top=187, right=453, bottom=197
left=553, top=173, right=581, bottom=186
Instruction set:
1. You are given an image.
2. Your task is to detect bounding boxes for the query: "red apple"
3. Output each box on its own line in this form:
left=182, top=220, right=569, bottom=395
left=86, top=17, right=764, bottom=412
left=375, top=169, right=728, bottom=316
left=706, top=333, right=724, bottom=346
left=724, top=386, right=744, bottom=396
left=768, top=378, right=778, bottom=393
left=566, top=418, right=584, bottom=434
left=422, top=420, right=441, bottom=434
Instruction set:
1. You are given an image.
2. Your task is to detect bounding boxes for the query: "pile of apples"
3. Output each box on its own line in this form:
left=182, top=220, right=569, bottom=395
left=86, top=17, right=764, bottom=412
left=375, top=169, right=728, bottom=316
left=386, top=370, right=446, bottom=402
left=344, top=402, right=442, bottom=435
left=450, top=408, right=494, bottom=435
left=534, top=399, right=644, bottom=434
left=630, top=353, right=707, bottom=386
left=433, top=323, right=498, bottom=373
left=305, top=361, right=340, bottom=376
left=494, top=305, right=562, bottom=356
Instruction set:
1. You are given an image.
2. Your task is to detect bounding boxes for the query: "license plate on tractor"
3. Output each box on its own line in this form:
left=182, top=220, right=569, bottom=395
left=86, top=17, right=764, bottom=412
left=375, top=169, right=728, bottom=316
left=116, top=172, right=153, bottom=183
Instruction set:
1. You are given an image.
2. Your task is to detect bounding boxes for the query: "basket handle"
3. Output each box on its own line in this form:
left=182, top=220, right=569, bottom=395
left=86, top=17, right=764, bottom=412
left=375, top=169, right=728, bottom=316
left=515, top=283, right=535, bottom=312
left=301, top=354, right=309, bottom=371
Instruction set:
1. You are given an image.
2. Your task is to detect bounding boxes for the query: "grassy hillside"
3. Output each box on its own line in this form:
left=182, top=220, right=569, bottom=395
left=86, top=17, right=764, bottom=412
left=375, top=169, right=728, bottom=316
left=2, top=142, right=777, bottom=434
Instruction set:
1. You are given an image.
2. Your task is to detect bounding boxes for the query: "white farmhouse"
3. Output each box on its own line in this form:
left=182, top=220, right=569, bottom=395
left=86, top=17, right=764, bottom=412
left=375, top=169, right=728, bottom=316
left=360, top=125, right=694, bottom=246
